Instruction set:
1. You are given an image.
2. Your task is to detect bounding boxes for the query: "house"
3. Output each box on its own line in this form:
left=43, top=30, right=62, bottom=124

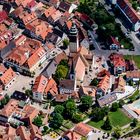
left=55, top=94, right=69, bottom=103
left=4, top=38, right=44, bottom=74
left=0, top=10, right=8, bottom=23
left=108, top=36, right=120, bottom=50
left=113, top=76, right=126, bottom=93
left=32, top=75, right=58, bottom=102
left=75, top=12, right=97, bottom=30
left=43, top=0, right=60, bottom=8
left=115, top=0, right=140, bottom=31
left=61, top=131, right=81, bottom=140
left=126, top=70, right=140, bottom=82
left=79, top=86, right=96, bottom=98
left=56, top=12, right=72, bottom=32
left=12, top=0, right=36, bottom=8
left=97, top=92, right=117, bottom=107
left=25, top=19, right=52, bottom=42
left=0, top=67, right=17, bottom=90
left=24, top=46, right=47, bottom=72
left=47, top=10, right=62, bottom=25
left=74, top=123, right=93, bottom=138
left=2, top=126, right=16, bottom=140
left=58, top=1, right=77, bottom=13
left=109, top=53, right=126, bottom=75
left=0, top=99, right=19, bottom=125
left=0, top=63, right=7, bottom=75
left=17, top=11, right=37, bottom=27
left=97, top=74, right=110, bottom=96
left=16, top=124, right=42, bottom=140
left=59, top=79, right=76, bottom=94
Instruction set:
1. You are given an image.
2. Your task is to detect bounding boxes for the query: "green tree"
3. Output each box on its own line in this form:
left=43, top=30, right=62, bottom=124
left=102, top=116, right=112, bottom=130
left=113, top=126, right=122, bottom=138
left=25, top=89, right=33, bottom=97
left=5, top=95, right=10, bottom=103
left=65, top=101, right=76, bottom=119
left=33, top=116, right=43, bottom=127
left=131, top=118, right=138, bottom=127
left=111, top=102, right=119, bottom=112
left=63, top=39, right=69, bottom=47
left=54, top=105, right=64, bottom=115
left=90, top=78, right=98, bottom=86
left=91, top=107, right=106, bottom=122
left=55, top=65, right=68, bottom=79
left=81, top=95, right=93, bottom=111
left=119, top=99, right=125, bottom=108
left=72, top=113, right=83, bottom=123
left=50, top=113, right=63, bottom=129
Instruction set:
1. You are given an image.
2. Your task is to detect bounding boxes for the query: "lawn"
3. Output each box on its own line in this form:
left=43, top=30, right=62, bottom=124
left=87, top=109, right=131, bottom=130
left=87, top=120, right=104, bottom=129
left=109, top=109, right=131, bottom=127
left=124, top=55, right=140, bottom=69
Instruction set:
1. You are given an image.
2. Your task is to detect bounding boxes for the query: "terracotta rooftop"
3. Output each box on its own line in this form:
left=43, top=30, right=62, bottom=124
left=0, top=99, right=19, bottom=117
left=26, top=46, right=46, bottom=69
left=44, top=6, right=57, bottom=18
left=98, top=75, right=110, bottom=93
left=74, top=123, right=93, bottom=137
left=109, top=53, right=126, bottom=68
left=0, top=67, right=16, bottom=87
left=32, top=75, right=48, bottom=94
left=26, top=19, right=52, bottom=40
left=126, top=71, right=140, bottom=79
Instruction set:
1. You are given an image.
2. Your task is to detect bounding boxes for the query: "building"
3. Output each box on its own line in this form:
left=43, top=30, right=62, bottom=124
left=108, top=36, right=120, bottom=50
left=25, top=19, right=52, bottom=42
left=97, top=75, right=110, bottom=96
left=59, top=79, right=76, bottom=94
left=0, top=67, right=17, bottom=90
left=59, top=1, right=77, bottom=13
left=109, top=53, right=126, bottom=75
left=113, top=76, right=126, bottom=93
left=4, top=39, right=46, bottom=74
left=126, top=71, right=140, bottom=82
left=97, top=92, right=117, bottom=107
left=32, top=75, right=58, bottom=102
left=79, top=86, right=96, bottom=98
left=73, top=123, right=93, bottom=138
left=115, top=0, right=140, bottom=31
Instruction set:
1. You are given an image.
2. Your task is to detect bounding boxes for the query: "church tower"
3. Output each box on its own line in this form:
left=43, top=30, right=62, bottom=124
left=68, top=21, right=79, bottom=53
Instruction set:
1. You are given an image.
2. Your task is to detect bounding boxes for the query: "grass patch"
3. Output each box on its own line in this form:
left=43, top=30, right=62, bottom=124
left=62, top=120, right=74, bottom=129
left=87, top=109, right=131, bottom=130
left=124, top=55, right=140, bottom=69
left=87, top=120, right=104, bottom=129
left=109, top=109, right=131, bottom=127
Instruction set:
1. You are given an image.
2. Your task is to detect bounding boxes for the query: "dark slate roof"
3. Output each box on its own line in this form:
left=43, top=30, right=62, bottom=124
left=59, top=1, right=71, bottom=12
left=42, top=60, right=57, bottom=78
left=97, top=92, right=117, bottom=107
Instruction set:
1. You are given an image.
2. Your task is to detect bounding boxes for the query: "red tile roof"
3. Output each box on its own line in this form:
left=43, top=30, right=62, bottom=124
left=26, top=47, right=46, bottom=69
left=74, top=123, right=93, bottom=137
left=32, top=75, right=48, bottom=93
left=0, top=67, right=16, bottom=87
left=0, top=11, right=8, bottom=24
left=117, top=0, right=140, bottom=24
left=109, top=53, right=126, bottom=68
